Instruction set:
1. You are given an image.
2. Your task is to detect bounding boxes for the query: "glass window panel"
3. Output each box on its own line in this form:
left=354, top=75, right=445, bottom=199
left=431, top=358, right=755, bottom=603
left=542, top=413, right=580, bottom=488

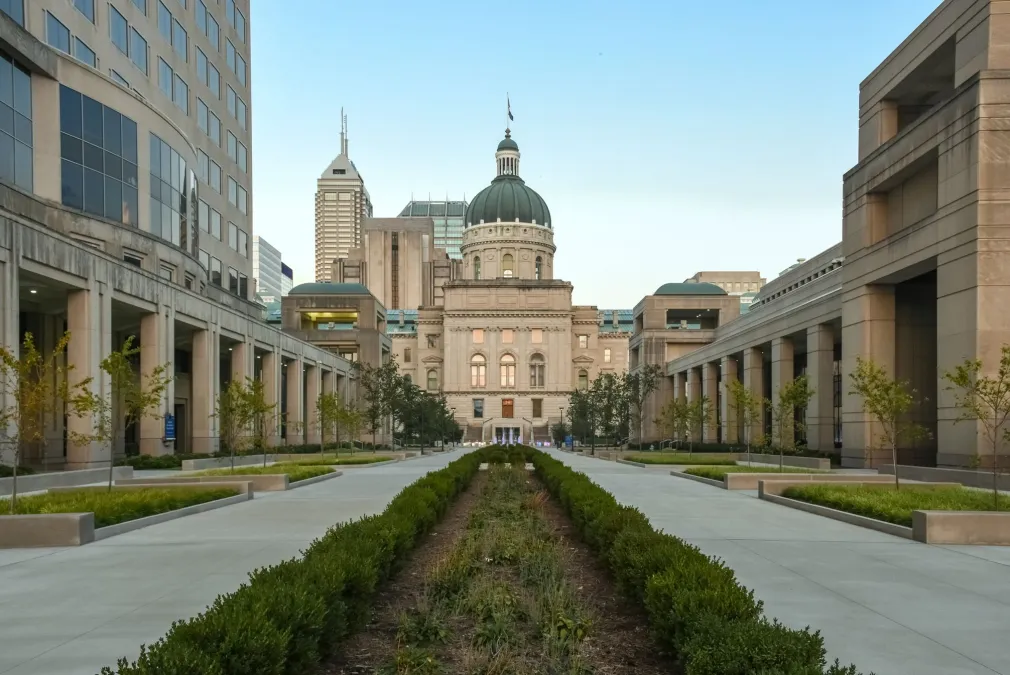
left=104, top=151, right=122, bottom=180
left=74, top=38, right=97, bottom=68
left=73, top=0, right=95, bottom=23
left=208, top=112, right=219, bottom=144
left=110, top=7, right=128, bottom=54
left=132, top=0, right=146, bottom=15
left=197, top=98, right=207, bottom=131
left=238, top=230, right=246, bottom=257
left=82, top=142, right=102, bottom=172
left=236, top=9, right=246, bottom=42
left=0, top=57, right=11, bottom=108
left=198, top=199, right=208, bottom=231
left=1, top=0, right=24, bottom=25
left=121, top=116, right=137, bottom=164
left=236, top=98, right=246, bottom=129
left=61, top=158, right=83, bottom=210
left=123, top=185, right=138, bottom=226
left=160, top=140, right=171, bottom=178
left=123, top=160, right=137, bottom=188
left=172, top=19, right=187, bottom=60
left=226, top=131, right=235, bottom=160
left=238, top=142, right=246, bottom=172
left=0, top=131, right=11, bottom=183
left=13, top=113, right=29, bottom=145
left=210, top=162, right=220, bottom=191
left=130, top=29, right=148, bottom=74
left=197, top=150, right=207, bottom=181
left=228, top=221, right=236, bottom=248
left=227, top=176, right=236, bottom=205
left=105, top=175, right=122, bottom=221
left=60, top=133, right=82, bottom=164
left=210, top=209, right=221, bottom=238
left=208, top=64, right=220, bottom=97
left=83, top=167, right=104, bottom=216
left=197, top=50, right=207, bottom=83
left=226, top=40, right=234, bottom=70
left=149, top=135, right=161, bottom=178
left=12, top=138, right=28, bottom=190
left=226, top=86, right=235, bottom=115
left=149, top=195, right=162, bottom=237
left=208, top=15, right=219, bottom=50
left=0, top=103, right=10, bottom=137
left=158, top=58, right=172, bottom=98
left=174, top=75, right=188, bottom=113
left=196, top=1, right=206, bottom=33
left=103, top=108, right=121, bottom=155
left=238, top=186, right=246, bottom=214
left=158, top=2, right=171, bottom=42
left=199, top=249, right=209, bottom=268
left=170, top=149, right=180, bottom=190
left=81, top=95, right=102, bottom=146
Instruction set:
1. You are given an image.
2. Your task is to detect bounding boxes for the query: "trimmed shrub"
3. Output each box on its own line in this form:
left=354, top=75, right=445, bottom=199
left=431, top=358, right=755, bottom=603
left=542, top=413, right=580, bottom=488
left=0, top=464, right=35, bottom=477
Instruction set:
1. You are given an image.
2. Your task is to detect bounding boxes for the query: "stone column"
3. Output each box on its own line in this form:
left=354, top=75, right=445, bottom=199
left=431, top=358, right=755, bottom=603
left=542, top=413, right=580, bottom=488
left=770, top=337, right=795, bottom=447
left=285, top=359, right=304, bottom=445
left=742, top=347, right=764, bottom=446
left=231, top=339, right=252, bottom=385
left=673, top=371, right=687, bottom=403
left=305, top=363, right=321, bottom=445
left=139, top=308, right=175, bottom=457
left=841, top=284, right=895, bottom=467
left=806, top=324, right=835, bottom=453
left=262, top=350, right=282, bottom=446
left=720, top=356, right=738, bottom=445
left=686, top=367, right=701, bottom=442
left=191, top=328, right=218, bottom=454
left=702, top=362, right=719, bottom=443
left=66, top=284, right=112, bottom=469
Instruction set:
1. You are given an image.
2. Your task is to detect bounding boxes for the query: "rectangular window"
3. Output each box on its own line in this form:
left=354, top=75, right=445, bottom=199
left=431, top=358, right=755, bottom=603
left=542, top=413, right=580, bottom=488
left=1, top=0, right=24, bottom=25
left=235, top=7, right=246, bottom=43
left=228, top=266, right=238, bottom=293
left=501, top=328, right=513, bottom=344
left=532, top=398, right=542, bottom=419
left=173, top=74, right=188, bottom=113
left=73, top=0, right=95, bottom=23
left=110, top=69, right=129, bottom=88
left=472, top=328, right=483, bottom=344
left=210, top=207, right=221, bottom=238
left=197, top=149, right=208, bottom=180
left=148, top=132, right=188, bottom=246
left=158, top=58, right=172, bottom=98
left=198, top=199, right=208, bottom=232
left=239, top=273, right=247, bottom=298
left=46, top=12, right=71, bottom=54
left=227, top=130, right=236, bottom=161
left=157, top=2, right=171, bottom=42
left=578, top=334, right=588, bottom=349
left=604, top=347, right=612, bottom=363
left=207, top=12, right=219, bottom=50
left=226, top=39, right=246, bottom=86
left=531, top=328, right=543, bottom=344
left=132, top=0, right=146, bottom=15
left=207, top=62, right=220, bottom=97
left=124, top=252, right=143, bottom=266
left=172, top=19, right=188, bottom=61
left=227, top=86, right=246, bottom=129
left=210, top=256, right=221, bottom=285
left=197, top=98, right=208, bottom=132
left=110, top=7, right=128, bottom=53
left=74, top=37, right=97, bottom=68
left=159, top=264, right=173, bottom=281
left=208, top=110, right=220, bottom=144
left=238, top=229, right=247, bottom=257
left=129, top=28, right=148, bottom=74
left=237, top=141, right=247, bottom=172
left=404, top=347, right=411, bottom=363
left=473, top=399, right=484, bottom=419
left=227, top=221, right=237, bottom=249
left=237, top=184, right=246, bottom=214
left=198, top=248, right=209, bottom=269
left=2, top=55, right=32, bottom=192
left=209, top=159, right=221, bottom=192
left=227, top=176, right=237, bottom=206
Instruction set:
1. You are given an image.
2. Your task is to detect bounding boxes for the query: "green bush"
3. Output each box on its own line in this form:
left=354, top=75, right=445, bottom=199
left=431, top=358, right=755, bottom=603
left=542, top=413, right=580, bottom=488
left=529, top=447, right=863, bottom=675
left=192, top=464, right=334, bottom=482
left=100, top=451, right=484, bottom=675
left=626, top=453, right=737, bottom=466
left=0, top=464, right=35, bottom=477
left=684, top=466, right=824, bottom=480
left=291, top=456, right=394, bottom=466
left=4, top=487, right=238, bottom=528
left=781, top=484, right=1006, bottom=527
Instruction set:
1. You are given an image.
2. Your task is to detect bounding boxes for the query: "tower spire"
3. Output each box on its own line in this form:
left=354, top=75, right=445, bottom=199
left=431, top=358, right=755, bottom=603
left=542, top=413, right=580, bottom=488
left=340, top=108, right=348, bottom=156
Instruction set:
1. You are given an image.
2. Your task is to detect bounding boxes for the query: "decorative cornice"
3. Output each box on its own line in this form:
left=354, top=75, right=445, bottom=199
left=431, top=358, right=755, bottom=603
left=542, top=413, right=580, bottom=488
left=421, top=355, right=444, bottom=364
left=572, top=355, right=595, bottom=364
left=441, top=389, right=573, bottom=396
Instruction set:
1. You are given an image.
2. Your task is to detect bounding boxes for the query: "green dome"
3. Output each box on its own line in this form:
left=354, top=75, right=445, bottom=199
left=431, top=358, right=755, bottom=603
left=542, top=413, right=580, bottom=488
left=654, top=282, right=727, bottom=296
left=497, top=136, right=519, bottom=152
left=288, top=282, right=371, bottom=295
left=466, top=175, right=551, bottom=228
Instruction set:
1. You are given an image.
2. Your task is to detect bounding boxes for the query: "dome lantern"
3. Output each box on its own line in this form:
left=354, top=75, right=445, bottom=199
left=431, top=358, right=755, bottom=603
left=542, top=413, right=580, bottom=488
left=465, top=129, right=551, bottom=229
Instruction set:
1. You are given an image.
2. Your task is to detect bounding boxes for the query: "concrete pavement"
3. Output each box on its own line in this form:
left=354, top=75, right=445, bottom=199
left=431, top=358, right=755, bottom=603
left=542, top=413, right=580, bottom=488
left=0, top=452, right=465, bottom=675
left=550, top=450, right=1010, bottom=675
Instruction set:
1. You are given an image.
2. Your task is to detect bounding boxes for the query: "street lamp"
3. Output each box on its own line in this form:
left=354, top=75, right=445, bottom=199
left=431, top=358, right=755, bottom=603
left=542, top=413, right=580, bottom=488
left=450, top=407, right=456, bottom=447
left=559, top=406, right=566, bottom=450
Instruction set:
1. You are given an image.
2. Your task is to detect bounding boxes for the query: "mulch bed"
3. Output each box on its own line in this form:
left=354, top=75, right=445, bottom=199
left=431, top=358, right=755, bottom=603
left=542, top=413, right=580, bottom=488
left=322, top=468, right=675, bottom=674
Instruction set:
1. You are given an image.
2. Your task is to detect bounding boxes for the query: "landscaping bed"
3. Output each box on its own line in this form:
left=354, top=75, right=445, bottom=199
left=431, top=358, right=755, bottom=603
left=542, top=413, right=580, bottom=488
left=0, top=464, right=35, bottom=477
left=781, top=484, right=1009, bottom=527
left=191, top=463, right=335, bottom=482
left=288, top=455, right=395, bottom=466
left=624, top=452, right=736, bottom=466
left=2, top=487, right=238, bottom=528
left=685, top=465, right=826, bottom=480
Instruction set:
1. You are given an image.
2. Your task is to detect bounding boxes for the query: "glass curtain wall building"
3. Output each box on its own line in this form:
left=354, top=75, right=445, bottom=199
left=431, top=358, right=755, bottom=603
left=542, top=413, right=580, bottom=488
left=397, top=199, right=467, bottom=259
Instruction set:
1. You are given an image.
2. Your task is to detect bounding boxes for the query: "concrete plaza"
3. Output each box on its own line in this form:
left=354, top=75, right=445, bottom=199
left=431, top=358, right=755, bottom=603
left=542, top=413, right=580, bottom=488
left=550, top=450, right=1010, bottom=675
left=0, top=453, right=461, bottom=675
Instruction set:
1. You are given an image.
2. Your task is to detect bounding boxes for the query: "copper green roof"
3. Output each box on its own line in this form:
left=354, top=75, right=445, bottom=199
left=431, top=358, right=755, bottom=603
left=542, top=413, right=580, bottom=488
left=497, top=135, right=519, bottom=152
left=654, top=282, right=727, bottom=296
left=466, top=175, right=551, bottom=228
left=288, top=282, right=371, bottom=295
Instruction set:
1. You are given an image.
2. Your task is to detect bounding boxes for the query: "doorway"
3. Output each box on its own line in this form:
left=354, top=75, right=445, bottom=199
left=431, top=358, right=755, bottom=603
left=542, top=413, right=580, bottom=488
left=502, top=398, right=514, bottom=418
left=174, top=403, right=186, bottom=454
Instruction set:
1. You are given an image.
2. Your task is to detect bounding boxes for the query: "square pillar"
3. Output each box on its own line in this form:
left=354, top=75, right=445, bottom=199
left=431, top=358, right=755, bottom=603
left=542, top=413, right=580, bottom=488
left=139, top=308, right=175, bottom=457
left=742, top=347, right=764, bottom=446
left=231, top=339, right=252, bottom=385
left=686, top=367, right=701, bottom=442
left=806, top=324, right=835, bottom=453
left=841, top=285, right=895, bottom=467
left=41, top=315, right=67, bottom=466
left=191, top=328, right=218, bottom=454
left=321, top=369, right=334, bottom=396
left=770, top=337, right=794, bottom=446
left=262, top=350, right=282, bottom=446
left=673, top=371, right=687, bottom=403
left=720, top=356, right=738, bottom=445
left=305, top=363, right=321, bottom=445
left=285, top=359, right=304, bottom=445
left=66, top=285, right=111, bottom=469
left=702, top=362, right=719, bottom=443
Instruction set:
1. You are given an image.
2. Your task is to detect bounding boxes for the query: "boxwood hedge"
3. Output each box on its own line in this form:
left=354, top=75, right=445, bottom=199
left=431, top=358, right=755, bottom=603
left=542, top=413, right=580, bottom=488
left=99, top=449, right=484, bottom=675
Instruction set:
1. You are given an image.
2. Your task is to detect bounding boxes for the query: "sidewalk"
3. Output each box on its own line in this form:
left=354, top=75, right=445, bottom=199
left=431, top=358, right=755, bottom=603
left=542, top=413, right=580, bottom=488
left=0, top=453, right=462, bottom=675
left=549, top=450, right=1010, bottom=675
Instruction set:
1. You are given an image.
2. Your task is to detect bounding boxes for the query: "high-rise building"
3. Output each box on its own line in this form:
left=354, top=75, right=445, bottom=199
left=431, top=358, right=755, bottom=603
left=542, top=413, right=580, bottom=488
left=397, top=199, right=467, bottom=259
left=281, top=262, right=293, bottom=295
left=252, top=235, right=282, bottom=299
left=27, top=0, right=256, bottom=300
left=315, top=111, right=372, bottom=280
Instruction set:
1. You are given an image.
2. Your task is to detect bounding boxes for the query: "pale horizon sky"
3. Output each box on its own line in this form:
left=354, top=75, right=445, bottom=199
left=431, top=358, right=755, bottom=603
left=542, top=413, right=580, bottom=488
left=249, top=0, right=942, bottom=307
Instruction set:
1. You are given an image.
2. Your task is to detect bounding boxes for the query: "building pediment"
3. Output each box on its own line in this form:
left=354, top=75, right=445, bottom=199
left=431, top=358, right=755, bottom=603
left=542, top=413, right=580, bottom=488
left=572, top=355, right=595, bottom=364
left=421, top=355, right=444, bottom=364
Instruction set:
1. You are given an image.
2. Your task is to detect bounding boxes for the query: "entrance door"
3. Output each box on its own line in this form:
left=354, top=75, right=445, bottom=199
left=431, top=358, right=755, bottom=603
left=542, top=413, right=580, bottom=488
left=502, top=398, right=514, bottom=418
left=174, top=403, right=186, bottom=454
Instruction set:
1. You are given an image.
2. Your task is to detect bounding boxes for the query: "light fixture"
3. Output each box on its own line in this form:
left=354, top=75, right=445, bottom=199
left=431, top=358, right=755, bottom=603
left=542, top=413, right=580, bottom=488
left=229, top=347, right=233, bottom=352
left=256, top=355, right=261, bottom=359
left=29, top=289, right=37, bottom=294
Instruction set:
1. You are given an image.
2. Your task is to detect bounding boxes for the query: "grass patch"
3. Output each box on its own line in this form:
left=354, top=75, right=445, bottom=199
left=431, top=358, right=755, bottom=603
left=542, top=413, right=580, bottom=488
left=192, top=463, right=335, bottom=482
left=685, top=465, right=825, bottom=480
left=287, top=455, right=394, bottom=466
left=781, top=484, right=1008, bottom=527
left=625, top=452, right=737, bottom=466
left=2, top=487, right=237, bottom=528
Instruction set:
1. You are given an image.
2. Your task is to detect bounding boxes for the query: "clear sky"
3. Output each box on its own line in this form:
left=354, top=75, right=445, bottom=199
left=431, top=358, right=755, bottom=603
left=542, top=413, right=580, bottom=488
left=249, top=0, right=942, bottom=307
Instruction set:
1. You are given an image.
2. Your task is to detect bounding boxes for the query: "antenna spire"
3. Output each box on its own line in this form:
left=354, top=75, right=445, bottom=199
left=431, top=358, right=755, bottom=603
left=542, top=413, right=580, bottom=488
left=340, top=108, right=348, bottom=155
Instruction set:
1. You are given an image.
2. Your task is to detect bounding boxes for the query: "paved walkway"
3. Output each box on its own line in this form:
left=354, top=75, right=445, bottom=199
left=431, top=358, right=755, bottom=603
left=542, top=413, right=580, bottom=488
left=550, top=450, right=1010, bottom=675
left=0, top=452, right=462, bottom=675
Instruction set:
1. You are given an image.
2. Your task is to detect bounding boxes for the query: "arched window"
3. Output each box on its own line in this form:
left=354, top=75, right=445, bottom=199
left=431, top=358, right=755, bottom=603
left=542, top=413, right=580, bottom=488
left=578, top=369, right=589, bottom=390
left=500, top=353, right=516, bottom=388
left=502, top=253, right=514, bottom=278
left=535, top=256, right=542, bottom=280
left=474, top=255, right=481, bottom=280
left=530, top=353, right=545, bottom=388
left=427, top=369, right=438, bottom=391
left=470, top=354, right=486, bottom=387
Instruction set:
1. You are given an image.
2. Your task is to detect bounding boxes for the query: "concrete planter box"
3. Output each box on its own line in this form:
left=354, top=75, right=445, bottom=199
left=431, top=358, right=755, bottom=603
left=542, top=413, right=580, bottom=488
left=180, top=455, right=278, bottom=472
left=757, top=478, right=961, bottom=498
left=760, top=492, right=914, bottom=539
left=0, top=485, right=252, bottom=547
left=912, top=511, right=1010, bottom=545
left=669, top=470, right=726, bottom=488
left=725, top=473, right=893, bottom=491
left=616, top=458, right=648, bottom=468
left=0, top=466, right=134, bottom=496
left=739, top=455, right=832, bottom=471
left=117, top=470, right=341, bottom=492
left=879, top=464, right=1010, bottom=491
left=49, top=481, right=255, bottom=497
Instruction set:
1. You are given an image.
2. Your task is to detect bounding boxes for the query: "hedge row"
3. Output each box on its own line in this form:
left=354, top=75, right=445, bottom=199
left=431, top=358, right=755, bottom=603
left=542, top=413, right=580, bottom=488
left=529, top=449, right=865, bottom=675
left=99, top=449, right=485, bottom=675
left=118, top=444, right=394, bottom=470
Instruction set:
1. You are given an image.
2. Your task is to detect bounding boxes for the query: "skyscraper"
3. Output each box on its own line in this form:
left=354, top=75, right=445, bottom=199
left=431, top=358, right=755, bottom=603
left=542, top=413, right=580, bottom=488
left=252, top=235, right=282, bottom=300
left=397, top=199, right=467, bottom=259
left=315, top=111, right=372, bottom=280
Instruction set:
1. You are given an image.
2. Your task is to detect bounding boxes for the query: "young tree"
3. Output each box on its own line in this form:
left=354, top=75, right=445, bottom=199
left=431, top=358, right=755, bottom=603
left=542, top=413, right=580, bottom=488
left=316, top=391, right=341, bottom=456
left=241, top=377, right=276, bottom=467
left=0, top=332, right=87, bottom=510
left=771, top=375, right=815, bottom=471
left=215, top=379, right=251, bottom=472
left=354, top=359, right=400, bottom=448
left=848, top=357, right=929, bottom=489
left=686, top=396, right=713, bottom=456
left=656, top=398, right=690, bottom=451
left=341, top=399, right=363, bottom=453
left=943, top=345, right=1010, bottom=510
left=727, top=377, right=765, bottom=466
left=74, top=336, right=173, bottom=490
left=626, top=364, right=663, bottom=449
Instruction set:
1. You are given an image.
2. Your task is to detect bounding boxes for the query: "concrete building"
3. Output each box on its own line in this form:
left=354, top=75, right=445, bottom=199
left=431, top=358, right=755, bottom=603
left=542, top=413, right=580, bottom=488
left=314, top=112, right=372, bottom=279
left=280, top=262, right=292, bottom=295
left=252, top=235, right=281, bottom=299
left=684, top=271, right=765, bottom=296
left=654, top=0, right=1010, bottom=470
left=280, top=283, right=390, bottom=367
left=397, top=199, right=467, bottom=259
left=0, top=4, right=356, bottom=468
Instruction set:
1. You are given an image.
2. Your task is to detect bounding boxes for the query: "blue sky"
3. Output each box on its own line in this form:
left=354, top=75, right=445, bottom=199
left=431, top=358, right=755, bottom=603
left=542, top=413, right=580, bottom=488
left=249, top=0, right=941, bottom=307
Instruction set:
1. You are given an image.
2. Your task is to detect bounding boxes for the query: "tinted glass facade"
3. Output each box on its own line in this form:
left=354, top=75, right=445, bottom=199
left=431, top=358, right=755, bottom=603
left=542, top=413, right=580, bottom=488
left=149, top=132, right=193, bottom=250
left=397, top=199, right=467, bottom=259
left=59, top=85, right=138, bottom=225
left=0, top=51, right=31, bottom=193
left=0, top=0, right=24, bottom=26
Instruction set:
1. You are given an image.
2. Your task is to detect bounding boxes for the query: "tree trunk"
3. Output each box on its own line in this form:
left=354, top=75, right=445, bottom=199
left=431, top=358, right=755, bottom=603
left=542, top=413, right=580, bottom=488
left=892, top=438, right=899, bottom=490
left=10, top=452, right=18, bottom=512
left=994, top=435, right=1000, bottom=512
